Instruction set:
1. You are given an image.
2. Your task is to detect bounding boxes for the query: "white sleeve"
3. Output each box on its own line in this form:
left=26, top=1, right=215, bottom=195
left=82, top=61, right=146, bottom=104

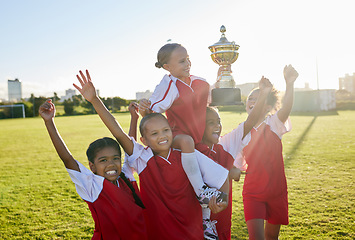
left=219, top=122, right=250, bottom=171
left=267, top=112, right=292, bottom=139
left=149, top=74, right=179, bottom=113
left=122, top=157, right=137, bottom=182
left=66, top=160, right=104, bottom=203
left=219, top=122, right=251, bottom=159
left=125, top=137, right=154, bottom=175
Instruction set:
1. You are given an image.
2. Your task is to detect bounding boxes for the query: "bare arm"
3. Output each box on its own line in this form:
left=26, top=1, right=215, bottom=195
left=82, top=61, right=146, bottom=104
left=39, top=100, right=79, bottom=171
left=243, top=76, right=272, bottom=139
left=278, top=64, right=299, bottom=123
left=128, top=102, right=139, bottom=140
left=73, top=70, right=134, bottom=155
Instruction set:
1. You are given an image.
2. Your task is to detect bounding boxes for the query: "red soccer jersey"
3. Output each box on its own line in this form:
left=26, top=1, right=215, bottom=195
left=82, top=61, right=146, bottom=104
left=67, top=161, right=147, bottom=240
left=150, top=74, right=210, bottom=143
left=87, top=179, right=147, bottom=240
left=196, top=143, right=234, bottom=240
left=126, top=140, right=204, bottom=240
left=242, top=120, right=288, bottom=200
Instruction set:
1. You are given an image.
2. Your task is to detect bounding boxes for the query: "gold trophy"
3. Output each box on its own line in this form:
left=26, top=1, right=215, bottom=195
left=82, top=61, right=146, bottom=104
left=209, top=25, right=242, bottom=105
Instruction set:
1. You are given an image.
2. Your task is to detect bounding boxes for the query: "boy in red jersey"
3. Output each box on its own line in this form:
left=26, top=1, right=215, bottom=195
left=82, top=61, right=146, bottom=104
left=39, top=99, right=147, bottom=240
left=74, top=70, right=229, bottom=240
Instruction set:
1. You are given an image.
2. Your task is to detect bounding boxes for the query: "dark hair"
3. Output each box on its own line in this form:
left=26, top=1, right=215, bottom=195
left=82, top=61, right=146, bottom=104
left=206, top=106, right=219, bottom=116
left=86, top=137, right=122, bottom=163
left=248, top=87, right=280, bottom=113
left=139, top=113, right=169, bottom=137
left=155, top=43, right=182, bottom=68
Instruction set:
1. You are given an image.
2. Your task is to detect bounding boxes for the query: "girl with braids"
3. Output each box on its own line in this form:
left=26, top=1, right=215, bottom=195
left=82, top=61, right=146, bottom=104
left=239, top=65, right=299, bottom=240
left=39, top=99, right=147, bottom=240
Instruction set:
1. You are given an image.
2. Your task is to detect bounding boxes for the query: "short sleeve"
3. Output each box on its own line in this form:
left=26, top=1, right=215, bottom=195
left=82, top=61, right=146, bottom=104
left=125, top=137, right=154, bottom=174
left=149, top=74, right=179, bottom=113
left=66, top=160, right=104, bottom=203
left=219, top=122, right=251, bottom=159
left=266, top=112, right=292, bottom=139
left=122, top=157, right=137, bottom=182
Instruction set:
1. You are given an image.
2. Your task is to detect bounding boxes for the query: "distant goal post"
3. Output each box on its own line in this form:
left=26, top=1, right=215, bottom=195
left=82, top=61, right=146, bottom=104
left=0, top=104, right=26, bottom=118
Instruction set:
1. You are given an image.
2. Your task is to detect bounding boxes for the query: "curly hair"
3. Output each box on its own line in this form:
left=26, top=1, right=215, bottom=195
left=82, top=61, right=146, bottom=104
left=248, top=87, right=281, bottom=114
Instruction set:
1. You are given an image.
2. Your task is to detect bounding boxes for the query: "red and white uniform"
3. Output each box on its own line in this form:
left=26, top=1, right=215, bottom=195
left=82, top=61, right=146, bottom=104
left=67, top=161, right=147, bottom=240
left=149, top=74, right=210, bottom=143
left=239, top=113, right=291, bottom=224
left=196, top=122, right=251, bottom=240
left=126, top=138, right=229, bottom=240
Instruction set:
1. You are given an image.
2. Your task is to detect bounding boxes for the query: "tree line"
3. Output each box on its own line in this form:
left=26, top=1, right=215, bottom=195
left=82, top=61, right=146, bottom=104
left=0, top=93, right=131, bottom=119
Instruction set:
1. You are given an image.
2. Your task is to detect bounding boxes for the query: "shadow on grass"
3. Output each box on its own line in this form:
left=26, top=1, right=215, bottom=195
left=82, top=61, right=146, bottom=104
left=284, top=115, right=318, bottom=166
left=291, top=110, right=339, bottom=116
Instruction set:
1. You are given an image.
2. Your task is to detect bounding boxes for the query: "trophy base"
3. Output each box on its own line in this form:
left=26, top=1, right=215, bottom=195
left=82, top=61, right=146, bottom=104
left=210, top=88, right=242, bottom=106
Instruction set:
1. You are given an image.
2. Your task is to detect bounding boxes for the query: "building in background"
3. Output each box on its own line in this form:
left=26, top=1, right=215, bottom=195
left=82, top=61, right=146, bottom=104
left=60, top=89, right=76, bottom=102
left=339, top=73, right=355, bottom=93
left=8, top=79, right=22, bottom=102
left=236, top=82, right=258, bottom=97
left=293, top=89, right=336, bottom=112
left=136, top=90, right=152, bottom=101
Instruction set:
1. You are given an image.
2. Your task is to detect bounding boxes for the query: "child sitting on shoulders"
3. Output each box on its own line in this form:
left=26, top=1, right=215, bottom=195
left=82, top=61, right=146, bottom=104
left=73, top=70, right=229, bottom=240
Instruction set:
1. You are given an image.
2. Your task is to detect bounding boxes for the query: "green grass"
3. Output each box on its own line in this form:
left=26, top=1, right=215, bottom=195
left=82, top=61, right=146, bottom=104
left=0, top=111, right=354, bottom=239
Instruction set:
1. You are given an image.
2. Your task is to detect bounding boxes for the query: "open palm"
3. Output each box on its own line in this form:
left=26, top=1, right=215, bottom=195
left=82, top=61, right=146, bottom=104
left=73, top=70, right=97, bottom=102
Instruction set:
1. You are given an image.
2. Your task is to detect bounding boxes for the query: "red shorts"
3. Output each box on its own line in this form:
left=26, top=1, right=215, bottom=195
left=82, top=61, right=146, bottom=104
left=243, top=194, right=289, bottom=225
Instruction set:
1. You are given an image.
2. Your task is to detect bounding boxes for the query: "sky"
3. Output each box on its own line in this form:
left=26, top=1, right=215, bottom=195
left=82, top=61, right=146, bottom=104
left=1, top=0, right=354, bottom=100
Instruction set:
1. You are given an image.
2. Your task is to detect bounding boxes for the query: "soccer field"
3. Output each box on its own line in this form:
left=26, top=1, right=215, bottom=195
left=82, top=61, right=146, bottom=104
left=0, top=111, right=354, bottom=239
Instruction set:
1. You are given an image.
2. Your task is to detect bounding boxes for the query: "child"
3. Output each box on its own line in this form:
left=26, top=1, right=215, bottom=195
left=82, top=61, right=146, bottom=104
left=73, top=70, right=229, bottom=240
left=39, top=99, right=147, bottom=240
left=197, top=77, right=273, bottom=240
left=139, top=43, right=227, bottom=239
left=240, top=65, right=299, bottom=240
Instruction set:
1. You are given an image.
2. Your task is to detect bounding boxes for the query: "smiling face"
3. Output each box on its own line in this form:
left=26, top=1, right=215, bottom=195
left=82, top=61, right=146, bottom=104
left=163, top=46, right=191, bottom=81
left=246, top=89, right=260, bottom=115
left=89, top=146, right=122, bottom=185
left=202, top=108, right=222, bottom=148
left=140, top=115, right=173, bottom=158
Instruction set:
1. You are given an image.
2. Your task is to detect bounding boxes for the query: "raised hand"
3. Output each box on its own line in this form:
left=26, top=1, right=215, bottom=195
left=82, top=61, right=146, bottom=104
left=283, top=64, right=299, bottom=85
left=259, top=76, right=273, bottom=95
left=39, top=99, right=55, bottom=121
left=128, top=101, right=139, bottom=119
left=73, top=70, right=97, bottom=102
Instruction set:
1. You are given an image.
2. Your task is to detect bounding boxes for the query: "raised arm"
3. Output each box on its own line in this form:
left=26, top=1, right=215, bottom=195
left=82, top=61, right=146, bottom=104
left=39, top=100, right=79, bottom=171
left=278, top=64, right=299, bottom=123
left=128, top=101, right=139, bottom=140
left=243, top=76, right=272, bottom=139
left=73, top=70, right=134, bottom=155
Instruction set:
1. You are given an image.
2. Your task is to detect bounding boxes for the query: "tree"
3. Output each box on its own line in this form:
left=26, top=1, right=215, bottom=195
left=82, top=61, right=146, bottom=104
left=63, top=99, right=74, bottom=115
left=29, top=94, right=48, bottom=117
left=51, top=92, right=60, bottom=102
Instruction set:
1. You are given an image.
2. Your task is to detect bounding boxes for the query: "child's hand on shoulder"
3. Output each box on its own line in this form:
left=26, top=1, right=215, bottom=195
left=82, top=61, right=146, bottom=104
left=39, top=99, right=55, bottom=121
left=283, top=64, right=299, bottom=85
